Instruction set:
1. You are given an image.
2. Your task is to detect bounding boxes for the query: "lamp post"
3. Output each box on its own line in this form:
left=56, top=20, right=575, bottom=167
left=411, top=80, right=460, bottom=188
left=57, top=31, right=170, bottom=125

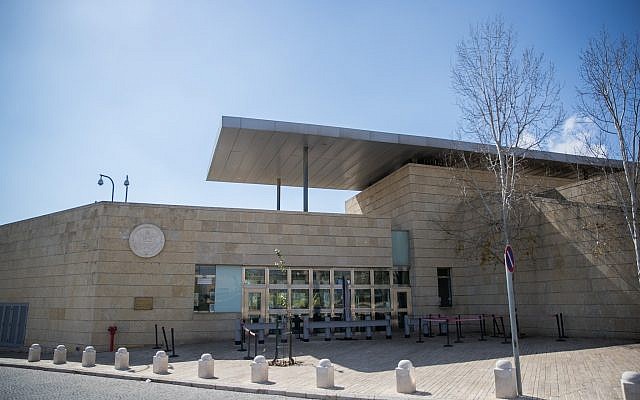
left=124, top=175, right=130, bottom=202
left=98, top=174, right=115, bottom=202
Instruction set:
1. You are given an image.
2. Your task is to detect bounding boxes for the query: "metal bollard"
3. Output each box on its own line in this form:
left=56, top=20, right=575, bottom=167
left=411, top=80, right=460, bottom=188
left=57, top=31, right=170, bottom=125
left=404, top=315, right=411, bottom=338
left=365, top=315, right=373, bottom=340
left=234, top=319, right=242, bottom=345
left=114, top=347, right=129, bottom=370
left=250, top=355, right=269, bottom=383
left=621, top=371, right=640, bottom=400
left=53, top=345, right=67, bottom=364
left=28, top=344, right=41, bottom=362
left=303, top=316, right=310, bottom=342
left=316, top=359, right=335, bottom=388
left=345, top=323, right=353, bottom=340
left=395, top=360, right=416, bottom=394
left=385, top=314, right=392, bottom=339
left=494, top=359, right=517, bottom=399
left=324, top=316, right=332, bottom=341
left=153, top=324, right=161, bottom=349
left=153, top=350, right=169, bottom=374
left=169, top=328, right=178, bottom=358
left=258, top=317, right=265, bottom=344
left=198, top=353, right=215, bottom=378
left=82, top=346, right=96, bottom=367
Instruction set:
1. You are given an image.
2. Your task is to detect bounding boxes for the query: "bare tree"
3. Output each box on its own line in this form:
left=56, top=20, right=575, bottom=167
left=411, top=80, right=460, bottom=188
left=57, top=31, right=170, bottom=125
left=577, top=29, right=640, bottom=286
left=451, top=17, right=564, bottom=395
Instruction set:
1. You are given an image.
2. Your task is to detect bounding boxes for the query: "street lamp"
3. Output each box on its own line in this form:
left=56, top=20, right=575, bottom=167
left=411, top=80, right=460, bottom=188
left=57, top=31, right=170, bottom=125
left=98, top=174, right=114, bottom=202
left=124, top=175, right=130, bottom=202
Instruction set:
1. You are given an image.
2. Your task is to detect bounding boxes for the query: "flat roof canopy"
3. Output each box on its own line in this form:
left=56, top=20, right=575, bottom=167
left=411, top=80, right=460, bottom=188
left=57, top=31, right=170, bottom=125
left=207, top=116, right=613, bottom=190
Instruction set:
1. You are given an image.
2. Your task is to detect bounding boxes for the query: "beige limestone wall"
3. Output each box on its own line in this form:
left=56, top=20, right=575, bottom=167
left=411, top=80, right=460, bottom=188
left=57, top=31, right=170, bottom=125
left=347, top=163, right=639, bottom=339
left=0, top=205, right=101, bottom=351
left=1, top=202, right=392, bottom=350
left=453, top=195, right=640, bottom=338
left=347, top=163, right=574, bottom=317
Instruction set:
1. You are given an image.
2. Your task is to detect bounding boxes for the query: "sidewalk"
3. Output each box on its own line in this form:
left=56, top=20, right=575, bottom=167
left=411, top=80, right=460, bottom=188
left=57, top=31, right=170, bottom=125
left=2, top=334, right=639, bottom=400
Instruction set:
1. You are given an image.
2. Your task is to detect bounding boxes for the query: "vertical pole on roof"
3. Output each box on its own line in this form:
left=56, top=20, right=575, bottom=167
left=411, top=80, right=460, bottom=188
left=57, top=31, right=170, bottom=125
left=303, top=146, right=309, bottom=212
left=276, top=178, right=281, bottom=210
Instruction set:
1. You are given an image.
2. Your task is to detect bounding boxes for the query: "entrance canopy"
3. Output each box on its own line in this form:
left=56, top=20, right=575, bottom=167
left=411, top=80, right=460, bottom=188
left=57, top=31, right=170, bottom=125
left=207, top=116, right=613, bottom=190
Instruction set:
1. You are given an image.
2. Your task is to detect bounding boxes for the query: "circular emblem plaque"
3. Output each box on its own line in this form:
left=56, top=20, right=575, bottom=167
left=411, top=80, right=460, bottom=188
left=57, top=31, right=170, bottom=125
left=129, top=224, right=165, bottom=258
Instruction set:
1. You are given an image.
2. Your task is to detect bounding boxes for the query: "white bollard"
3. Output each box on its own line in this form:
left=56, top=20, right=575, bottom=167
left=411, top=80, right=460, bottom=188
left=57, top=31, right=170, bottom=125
left=316, top=358, right=335, bottom=388
left=250, top=355, right=269, bottom=383
left=621, top=371, right=640, bottom=400
left=198, top=353, right=215, bottom=379
left=153, top=350, right=169, bottom=374
left=53, top=345, right=67, bottom=365
left=82, top=346, right=96, bottom=367
left=494, top=359, right=517, bottom=399
left=395, top=359, right=416, bottom=394
left=28, top=344, right=41, bottom=362
left=114, top=347, right=129, bottom=370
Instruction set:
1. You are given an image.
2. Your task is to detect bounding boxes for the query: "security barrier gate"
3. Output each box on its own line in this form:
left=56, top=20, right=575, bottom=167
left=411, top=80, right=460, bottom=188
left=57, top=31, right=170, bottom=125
left=0, top=303, right=28, bottom=347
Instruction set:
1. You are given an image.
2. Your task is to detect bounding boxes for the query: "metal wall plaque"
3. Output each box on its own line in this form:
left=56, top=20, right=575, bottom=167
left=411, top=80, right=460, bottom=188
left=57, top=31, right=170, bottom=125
left=134, top=297, right=153, bottom=310
left=129, top=224, right=165, bottom=258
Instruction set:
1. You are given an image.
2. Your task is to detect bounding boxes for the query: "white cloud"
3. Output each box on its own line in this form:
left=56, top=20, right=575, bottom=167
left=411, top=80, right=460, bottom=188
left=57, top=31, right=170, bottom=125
left=518, top=130, right=542, bottom=150
left=547, top=115, right=606, bottom=157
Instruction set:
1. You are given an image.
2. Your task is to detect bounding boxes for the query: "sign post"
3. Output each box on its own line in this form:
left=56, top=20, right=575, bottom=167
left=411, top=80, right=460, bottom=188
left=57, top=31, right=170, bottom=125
left=504, top=245, right=522, bottom=395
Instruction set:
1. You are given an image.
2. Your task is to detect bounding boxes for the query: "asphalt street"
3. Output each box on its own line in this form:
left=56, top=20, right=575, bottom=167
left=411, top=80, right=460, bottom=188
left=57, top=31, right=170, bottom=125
left=0, top=366, right=302, bottom=400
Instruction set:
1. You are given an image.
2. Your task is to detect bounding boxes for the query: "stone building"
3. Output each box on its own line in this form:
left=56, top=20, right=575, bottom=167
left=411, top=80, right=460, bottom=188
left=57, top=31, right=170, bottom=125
left=1, top=116, right=638, bottom=351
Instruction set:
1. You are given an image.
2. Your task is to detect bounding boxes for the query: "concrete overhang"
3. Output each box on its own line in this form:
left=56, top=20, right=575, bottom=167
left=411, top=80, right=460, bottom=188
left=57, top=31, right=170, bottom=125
left=207, top=116, right=618, bottom=190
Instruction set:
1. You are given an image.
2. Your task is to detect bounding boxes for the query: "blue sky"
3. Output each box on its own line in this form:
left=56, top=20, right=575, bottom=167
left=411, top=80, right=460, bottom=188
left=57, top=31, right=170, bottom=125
left=1, top=1, right=638, bottom=225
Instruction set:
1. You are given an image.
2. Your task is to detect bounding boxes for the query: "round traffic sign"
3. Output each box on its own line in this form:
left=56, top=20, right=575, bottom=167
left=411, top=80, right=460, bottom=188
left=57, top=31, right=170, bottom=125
left=505, top=245, right=515, bottom=272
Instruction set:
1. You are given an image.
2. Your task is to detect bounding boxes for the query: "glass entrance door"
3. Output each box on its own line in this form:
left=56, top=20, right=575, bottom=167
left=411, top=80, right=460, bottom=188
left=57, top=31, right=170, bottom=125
left=244, top=289, right=265, bottom=323
left=394, top=288, right=412, bottom=329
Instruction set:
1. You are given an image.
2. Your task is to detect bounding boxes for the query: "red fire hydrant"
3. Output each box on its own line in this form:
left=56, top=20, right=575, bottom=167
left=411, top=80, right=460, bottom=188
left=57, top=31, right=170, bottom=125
left=108, top=326, right=118, bottom=352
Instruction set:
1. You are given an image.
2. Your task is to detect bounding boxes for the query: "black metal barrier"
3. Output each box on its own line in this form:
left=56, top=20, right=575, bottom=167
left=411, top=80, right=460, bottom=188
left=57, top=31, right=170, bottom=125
left=241, top=325, right=258, bottom=360
left=554, top=313, right=568, bottom=341
left=491, top=315, right=510, bottom=344
left=153, top=324, right=161, bottom=349
left=406, top=315, right=494, bottom=347
left=159, top=325, right=178, bottom=357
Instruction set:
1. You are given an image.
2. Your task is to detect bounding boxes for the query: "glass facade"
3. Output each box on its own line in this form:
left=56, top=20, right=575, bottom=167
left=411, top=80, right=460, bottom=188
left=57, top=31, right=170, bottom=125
left=194, top=264, right=412, bottom=327
left=241, top=267, right=407, bottom=322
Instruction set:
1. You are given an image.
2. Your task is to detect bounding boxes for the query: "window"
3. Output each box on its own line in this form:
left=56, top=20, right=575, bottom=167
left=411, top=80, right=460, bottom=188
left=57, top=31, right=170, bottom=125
left=247, top=292, right=262, bottom=312
left=393, top=270, right=410, bottom=286
left=374, top=289, right=391, bottom=309
left=437, top=268, right=452, bottom=307
left=354, top=289, right=371, bottom=308
left=195, top=265, right=242, bottom=313
left=354, top=270, right=371, bottom=285
left=214, top=266, right=242, bottom=312
left=313, top=270, right=331, bottom=285
left=333, top=289, right=343, bottom=308
left=396, top=291, right=408, bottom=309
left=334, top=270, right=351, bottom=285
left=374, top=271, right=390, bottom=285
left=313, top=289, right=330, bottom=308
left=291, top=269, right=309, bottom=285
left=194, top=266, right=216, bottom=312
left=245, top=269, right=265, bottom=285
left=392, top=230, right=410, bottom=266
left=269, top=289, right=288, bottom=309
left=269, top=269, right=288, bottom=285
left=291, top=289, right=309, bottom=309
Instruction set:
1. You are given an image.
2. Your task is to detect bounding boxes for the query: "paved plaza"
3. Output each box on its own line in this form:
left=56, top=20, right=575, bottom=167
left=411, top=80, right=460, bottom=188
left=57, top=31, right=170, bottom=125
left=1, top=333, right=639, bottom=400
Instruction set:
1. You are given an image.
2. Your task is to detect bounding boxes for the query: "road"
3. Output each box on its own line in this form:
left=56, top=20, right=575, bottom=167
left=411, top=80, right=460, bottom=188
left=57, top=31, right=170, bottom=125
left=0, top=366, right=302, bottom=400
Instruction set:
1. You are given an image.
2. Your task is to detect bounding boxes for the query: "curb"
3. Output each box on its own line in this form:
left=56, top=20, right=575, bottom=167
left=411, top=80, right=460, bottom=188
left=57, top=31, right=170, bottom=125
left=0, top=360, right=388, bottom=400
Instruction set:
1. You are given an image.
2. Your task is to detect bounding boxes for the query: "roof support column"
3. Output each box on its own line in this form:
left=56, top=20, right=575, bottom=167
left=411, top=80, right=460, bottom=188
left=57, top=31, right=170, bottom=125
left=303, top=145, right=308, bottom=212
left=276, top=178, right=281, bottom=210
